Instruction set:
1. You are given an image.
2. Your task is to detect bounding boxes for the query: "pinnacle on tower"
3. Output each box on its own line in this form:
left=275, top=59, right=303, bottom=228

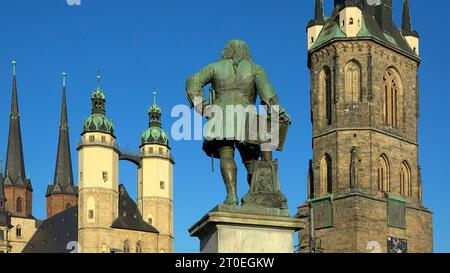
left=314, top=0, right=325, bottom=24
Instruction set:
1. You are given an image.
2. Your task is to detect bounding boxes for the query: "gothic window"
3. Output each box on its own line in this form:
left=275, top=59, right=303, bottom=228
left=160, top=181, right=165, bottom=190
left=349, top=18, right=354, bottom=25
left=89, top=135, right=95, bottom=142
left=159, top=147, right=163, bottom=154
left=344, top=61, right=361, bottom=103
left=123, top=240, right=130, bottom=253
left=101, top=136, right=106, bottom=143
left=319, top=67, right=332, bottom=125
left=147, top=214, right=153, bottom=225
left=383, top=69, right=402, bottom=128
left=377, top=155, right=390, bottom=192
left=320, top=154, right=332, bottom=195
left=102, top=171, right=108, bottom=182
left=16, top=225, right=22, bottom=238
left=16, top=197, right=23, bottom=213
left=400, top=162, right=411, bottom=197
left=0, top=231, right=4, bottom=240
left=136, top=241, right=142, bottom=253
left=87, top=197, right=95, bottom=222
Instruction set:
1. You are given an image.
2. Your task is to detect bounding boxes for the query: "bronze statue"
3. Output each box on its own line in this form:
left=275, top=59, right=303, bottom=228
left=186, top=40, right=290, bottom=207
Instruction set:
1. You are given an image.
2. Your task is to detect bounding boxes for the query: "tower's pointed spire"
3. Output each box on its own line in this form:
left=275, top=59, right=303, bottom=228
left=5, top=60, right=27, bottom=181
left=149, top=90, right=162, bottom=128
left=52, top=72, right=74, bottom=188
left=401, top=0, right=412, bottom=34
left=314, top=0, right=325, bottom=24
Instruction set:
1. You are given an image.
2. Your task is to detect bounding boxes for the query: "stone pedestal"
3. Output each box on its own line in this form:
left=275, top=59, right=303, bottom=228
left=189, top=205, right=304, bottom=253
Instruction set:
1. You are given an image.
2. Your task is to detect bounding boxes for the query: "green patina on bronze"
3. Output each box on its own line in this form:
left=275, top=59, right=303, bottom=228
left=186, top=40, right=290, bottom=210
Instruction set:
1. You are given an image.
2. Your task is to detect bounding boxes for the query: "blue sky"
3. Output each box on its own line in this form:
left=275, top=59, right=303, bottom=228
left=0, top=0, right=448, bottom=253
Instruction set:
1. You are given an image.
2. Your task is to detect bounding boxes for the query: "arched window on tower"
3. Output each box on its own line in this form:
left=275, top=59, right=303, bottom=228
left=16, top=225, right=22, bottom=238
left=16, top=197, right=23, bottom=213
left=344, top=61, right=361, bottom=103
left=319, top=67, right=332, bottom=126
left=400, top=161, right=411, bottom=197
left=383, top=69, right=402, bottom=128
left=136, top=241, right=142, bottom=253
left=320, top=154, right=332, bottom=195
left=123, top=240, right=130, bottom=253
left=377, top=155, right=390, bottom=192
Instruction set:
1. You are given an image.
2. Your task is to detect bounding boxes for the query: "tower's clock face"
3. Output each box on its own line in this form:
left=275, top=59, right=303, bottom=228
left=387, top=237, right=408, bottom=253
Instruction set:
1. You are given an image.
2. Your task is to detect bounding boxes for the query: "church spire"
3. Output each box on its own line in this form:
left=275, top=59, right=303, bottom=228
left=5, top=61, right=27, bottom=181
left=52, top=72, right=74, bottom=187
left=314, top=0, right=325, bottom=24
left=401, top=0, right=412, bottom=34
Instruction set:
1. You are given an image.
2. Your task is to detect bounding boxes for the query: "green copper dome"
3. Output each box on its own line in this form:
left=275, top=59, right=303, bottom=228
left=82, top=74, right=115, bottom=136
left=83, top=113, right=115, bottom=135
left=148, top=104, right=161, bottom=114
left=92, top=87, right=106, bottom=100
left=141, top=126, right=169, bottom=147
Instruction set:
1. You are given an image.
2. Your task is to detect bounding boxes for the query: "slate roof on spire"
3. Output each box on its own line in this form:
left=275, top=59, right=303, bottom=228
left=401, top=0, right=418, bottom=37
left=47, top=74, right=77, bottom=197
left=4, top=61, right=32, bottom=191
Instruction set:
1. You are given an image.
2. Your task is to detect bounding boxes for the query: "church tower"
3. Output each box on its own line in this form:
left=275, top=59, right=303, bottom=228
left=138, top=92, right=174, bottom=253
left=46, top=73, right=78, bottom=218
left=3, top=61, right=33, bottom=218
left=299, top=0, right=432, bottom=253
left=78, top=74, right=119, bottom=253
left=0, top=161, right=12, bottom=253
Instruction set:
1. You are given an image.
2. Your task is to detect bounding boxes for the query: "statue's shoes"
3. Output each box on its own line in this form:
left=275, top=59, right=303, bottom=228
left=224, top=195, right=239, bottom=206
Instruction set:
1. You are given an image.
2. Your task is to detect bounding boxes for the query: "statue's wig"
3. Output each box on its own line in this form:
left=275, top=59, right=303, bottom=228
left=219, top=40, right=253, bottom=65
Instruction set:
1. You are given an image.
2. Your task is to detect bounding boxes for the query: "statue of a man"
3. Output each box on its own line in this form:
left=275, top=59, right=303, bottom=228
left=186, top=40, right=290, bottom=206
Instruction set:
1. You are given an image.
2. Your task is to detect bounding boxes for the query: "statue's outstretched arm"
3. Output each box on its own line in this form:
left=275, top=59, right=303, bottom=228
left=186, top=64, right=214, bottom=113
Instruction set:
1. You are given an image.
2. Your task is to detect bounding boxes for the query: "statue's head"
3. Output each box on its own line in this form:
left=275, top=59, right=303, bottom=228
left=219, top=40, right=253, bottom=64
